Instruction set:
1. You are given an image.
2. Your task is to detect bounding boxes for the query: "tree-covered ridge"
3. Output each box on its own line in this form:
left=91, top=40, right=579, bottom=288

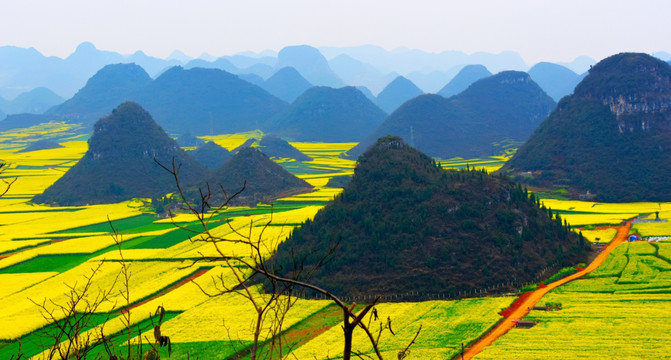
left=33, top=102, right=207, bottom=205
left=501, top=53, right=671, bottom=202
left=268, top=136, right=589, bottom=297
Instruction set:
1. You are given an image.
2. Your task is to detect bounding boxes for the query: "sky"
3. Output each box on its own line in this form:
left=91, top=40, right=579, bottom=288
left=1, top=0, right=669, bottom=64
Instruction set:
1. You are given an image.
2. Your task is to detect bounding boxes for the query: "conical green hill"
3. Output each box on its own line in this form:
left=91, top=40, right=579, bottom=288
left=33, top=102, right=207, bottom=205
left=206, top=147, right=312, bottom=206
left=268, top=136, right=589, bottom=297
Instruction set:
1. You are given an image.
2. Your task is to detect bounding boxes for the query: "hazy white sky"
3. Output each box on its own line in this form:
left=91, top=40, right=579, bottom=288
left=1, top=0, right=669, bottom=64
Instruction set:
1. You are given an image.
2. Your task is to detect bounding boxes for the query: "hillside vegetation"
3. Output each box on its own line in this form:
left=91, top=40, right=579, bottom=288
left=269, top=136, right=589, bottom=297
left=33, top=102, right=207, bottom=205
left=502, top=53, right=671, bottom=202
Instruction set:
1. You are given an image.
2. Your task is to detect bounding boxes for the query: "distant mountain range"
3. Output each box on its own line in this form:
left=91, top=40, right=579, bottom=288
left=47, top=63, right=152, bottom=124
left=276, top=45, right=344, bottom=88
left=348, top=71, right=556, bottom=159
left=528, top=62, right=586, bottom=102
left=501, top=53, right=671, bottom=202
left=0, top=41, right=611, bottom=102
left=47, top=64, right=288, bottom=134
left=260, top=67, right=312, bottom=103
left=0, top=87, right=64, bottom=115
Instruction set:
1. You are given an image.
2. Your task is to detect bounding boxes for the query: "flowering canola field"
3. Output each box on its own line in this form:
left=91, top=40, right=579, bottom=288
left=3, top=125, right=671, bottom=359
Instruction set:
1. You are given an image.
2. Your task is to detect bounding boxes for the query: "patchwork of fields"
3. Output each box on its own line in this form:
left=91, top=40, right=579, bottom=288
left=1, top=123, right=671, bottom=359
left=476, top=241, right=671, bottom=359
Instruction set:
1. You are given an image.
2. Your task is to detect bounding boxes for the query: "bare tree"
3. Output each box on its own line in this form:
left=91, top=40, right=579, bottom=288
left=158, top=158, right=421, bottom=360
left=109, top=217, right=134, bottom=360
left=29, top=261, right=118, bottom=360
left=0, top=162, right=17, bottom=197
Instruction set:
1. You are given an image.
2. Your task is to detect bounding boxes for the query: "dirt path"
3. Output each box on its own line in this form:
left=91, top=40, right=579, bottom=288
left=462, top=220, right=631, bottom=360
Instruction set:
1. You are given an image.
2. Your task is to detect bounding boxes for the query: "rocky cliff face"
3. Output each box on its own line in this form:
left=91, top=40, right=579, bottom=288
left=501, top=53, right=671, bottom=202
left=573, top=53, right=671, bottom=133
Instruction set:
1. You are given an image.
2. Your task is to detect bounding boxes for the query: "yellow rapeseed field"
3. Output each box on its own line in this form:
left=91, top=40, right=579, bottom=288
left=580, top=228, right=617, bottom=243
left=159, top=285, right=331, bottom=343
left=291, top=297, right=514, bottom=359
left=199, top=130, right=263, bottom=150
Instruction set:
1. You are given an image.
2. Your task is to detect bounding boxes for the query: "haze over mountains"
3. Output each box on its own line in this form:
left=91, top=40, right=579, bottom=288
left=437, top=65, right=492, bottom=98
left=47, top=64, right=288, bottom=134
left=0, top=41, right=603, bottom=103
left=375, top=76, right=424, bottom=113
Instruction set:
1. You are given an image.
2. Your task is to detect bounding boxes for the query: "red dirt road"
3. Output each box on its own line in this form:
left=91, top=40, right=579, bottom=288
left=462, top=220, right=632, bottom=360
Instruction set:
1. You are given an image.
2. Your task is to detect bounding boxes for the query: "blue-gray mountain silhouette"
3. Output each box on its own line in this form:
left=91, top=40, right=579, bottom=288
left=348, top=71, right=555, bottom=159
left=528, top=62, right=583, bottom=102
left=376, top=76, right=423, bottom=113
left=264, top=86, right=386, bottom=142
left=437, top=65, right=491, bottom=98
left=276, top=45, right=344, bottom=87
left=261, top=67, right=312, bottom=103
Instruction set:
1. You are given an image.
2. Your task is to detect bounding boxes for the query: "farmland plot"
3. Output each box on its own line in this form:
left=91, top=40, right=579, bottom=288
left=476, top=240, right=671, bottom=359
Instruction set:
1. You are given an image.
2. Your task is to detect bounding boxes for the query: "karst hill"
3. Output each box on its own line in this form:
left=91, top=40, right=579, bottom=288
left=33, top=102, right=207, bottom=205
left=268, top=136, right=589, bottom=296
left=501, top=53, right=671, bottom=202
left=206, top=147, right=313, bottom=206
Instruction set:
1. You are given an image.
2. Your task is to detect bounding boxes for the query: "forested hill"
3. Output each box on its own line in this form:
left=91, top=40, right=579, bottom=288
left=501, top=53, right=671, bottom=202
left=268, top=136, right=589, bottom=297
left=33, top=102, right=207, bottom=205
